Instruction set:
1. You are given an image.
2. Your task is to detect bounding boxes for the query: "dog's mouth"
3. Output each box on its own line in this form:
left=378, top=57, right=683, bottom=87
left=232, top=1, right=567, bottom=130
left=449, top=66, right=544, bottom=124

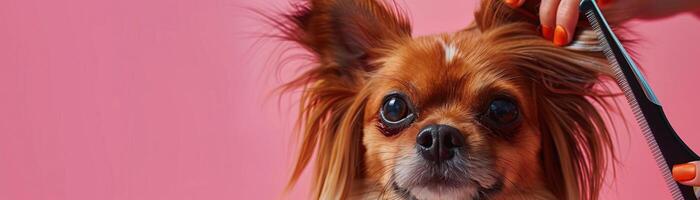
left=389, top=146, right=504, bottom=199
left=391, top=175, right=504, bottom=200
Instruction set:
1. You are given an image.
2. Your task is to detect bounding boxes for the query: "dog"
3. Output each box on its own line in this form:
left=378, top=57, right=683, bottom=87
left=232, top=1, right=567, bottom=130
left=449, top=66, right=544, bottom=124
left=272, top=0, right=620, bottom=199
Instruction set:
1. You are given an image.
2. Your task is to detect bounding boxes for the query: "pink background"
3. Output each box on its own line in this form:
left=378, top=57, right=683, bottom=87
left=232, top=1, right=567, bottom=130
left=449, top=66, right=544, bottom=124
left=1, top=0, right=699, bottom=199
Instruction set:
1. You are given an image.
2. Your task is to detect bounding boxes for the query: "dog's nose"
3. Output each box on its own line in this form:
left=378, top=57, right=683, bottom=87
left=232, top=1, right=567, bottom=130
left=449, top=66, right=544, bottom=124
left=416, top=124, right=465, bottom=163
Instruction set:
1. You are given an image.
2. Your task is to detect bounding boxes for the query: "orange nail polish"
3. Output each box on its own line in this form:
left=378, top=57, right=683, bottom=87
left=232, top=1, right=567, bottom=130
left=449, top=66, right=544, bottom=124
left=673, top=163, right=696, bottom=182
left=504, top=0, right=519, bottom=7
left=553, top=25, right=568, bottom=46
left=541, top=25, right=554, bottom=40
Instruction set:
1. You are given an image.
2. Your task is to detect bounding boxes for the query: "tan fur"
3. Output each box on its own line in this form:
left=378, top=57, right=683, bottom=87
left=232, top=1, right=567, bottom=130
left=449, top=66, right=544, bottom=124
left=272, top=0, right=619, bottom=199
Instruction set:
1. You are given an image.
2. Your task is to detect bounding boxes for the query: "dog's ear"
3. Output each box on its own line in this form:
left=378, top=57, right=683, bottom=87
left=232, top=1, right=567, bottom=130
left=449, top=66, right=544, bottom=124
left=274, top=0, right=411, bottom=199
left=472, top=0, right=539, bottom=32
left=280, top=0, right=411, bottom=70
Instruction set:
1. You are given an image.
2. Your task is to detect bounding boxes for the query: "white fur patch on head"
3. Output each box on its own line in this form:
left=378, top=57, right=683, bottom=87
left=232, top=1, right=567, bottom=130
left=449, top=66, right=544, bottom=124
left=439, top=39, right=459, bottom=64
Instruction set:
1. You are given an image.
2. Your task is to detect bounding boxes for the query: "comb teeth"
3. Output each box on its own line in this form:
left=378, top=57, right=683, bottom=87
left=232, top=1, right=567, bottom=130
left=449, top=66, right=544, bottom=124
left=583, top=10, right=684, bottom=200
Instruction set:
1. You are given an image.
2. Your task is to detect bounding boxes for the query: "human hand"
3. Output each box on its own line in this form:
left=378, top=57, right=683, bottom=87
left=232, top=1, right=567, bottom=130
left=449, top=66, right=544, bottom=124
left=504, top=0, right=700, bottom=46
left=504, top=0, right=607, bottom=46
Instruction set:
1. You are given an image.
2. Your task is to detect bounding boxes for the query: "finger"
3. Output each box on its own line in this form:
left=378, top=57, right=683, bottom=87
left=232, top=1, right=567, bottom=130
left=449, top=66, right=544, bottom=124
left=674, top=161, right=700, bottom=186
left=504, top=0, right=526, bottom=8
left=539, top=0, right=560, bottom=40
left=553, top=0, right=579, bottom=46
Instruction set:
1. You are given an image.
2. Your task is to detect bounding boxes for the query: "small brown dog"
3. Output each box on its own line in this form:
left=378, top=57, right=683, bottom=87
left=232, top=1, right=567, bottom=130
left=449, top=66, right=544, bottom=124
left=274, top=0, right=619, bottom=199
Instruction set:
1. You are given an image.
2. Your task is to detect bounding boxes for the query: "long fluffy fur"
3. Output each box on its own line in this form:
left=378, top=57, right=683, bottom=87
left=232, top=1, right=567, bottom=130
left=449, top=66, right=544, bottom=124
left=474, top=2, right=618, bottom=199
left=271, top=0, right=620, bottom=199
left=273, top=0, right=411, bottom=199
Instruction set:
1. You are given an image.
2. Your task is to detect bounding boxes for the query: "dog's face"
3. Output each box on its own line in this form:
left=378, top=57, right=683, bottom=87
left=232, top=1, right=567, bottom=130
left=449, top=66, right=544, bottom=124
left=277, top=0, right=616, bottom=199
left=362, top=35, right=542, bottom=199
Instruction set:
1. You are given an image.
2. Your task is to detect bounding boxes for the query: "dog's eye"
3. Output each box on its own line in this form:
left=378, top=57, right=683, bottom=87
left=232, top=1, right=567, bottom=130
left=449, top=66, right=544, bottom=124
left=486, top=98, right=519, bottom=125
left=382, top=96, right=409, bottom=122
left=379, top=93, right=415, bottom=135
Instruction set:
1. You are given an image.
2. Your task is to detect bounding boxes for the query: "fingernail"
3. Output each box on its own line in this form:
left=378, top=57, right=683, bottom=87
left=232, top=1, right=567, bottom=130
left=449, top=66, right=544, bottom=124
left=553, top=25, right=568, bottom=46
left=541, top=25, right=554, bottom=40
left=504, top=0, right=519, bottom=7
left=673, top=163, right=696, bottom=182
left=597, top=0, right=612, bottom=7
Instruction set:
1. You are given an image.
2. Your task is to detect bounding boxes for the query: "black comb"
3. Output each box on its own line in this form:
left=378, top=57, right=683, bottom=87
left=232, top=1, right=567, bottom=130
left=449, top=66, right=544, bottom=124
left=580, top=0, right=699, bottom=199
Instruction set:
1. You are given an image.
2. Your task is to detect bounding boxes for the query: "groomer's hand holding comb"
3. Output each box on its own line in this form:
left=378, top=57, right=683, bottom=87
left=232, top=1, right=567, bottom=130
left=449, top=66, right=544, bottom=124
left=504, top=0, right=700, bottom=46
left=674, top=161, right=700, bottom=186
